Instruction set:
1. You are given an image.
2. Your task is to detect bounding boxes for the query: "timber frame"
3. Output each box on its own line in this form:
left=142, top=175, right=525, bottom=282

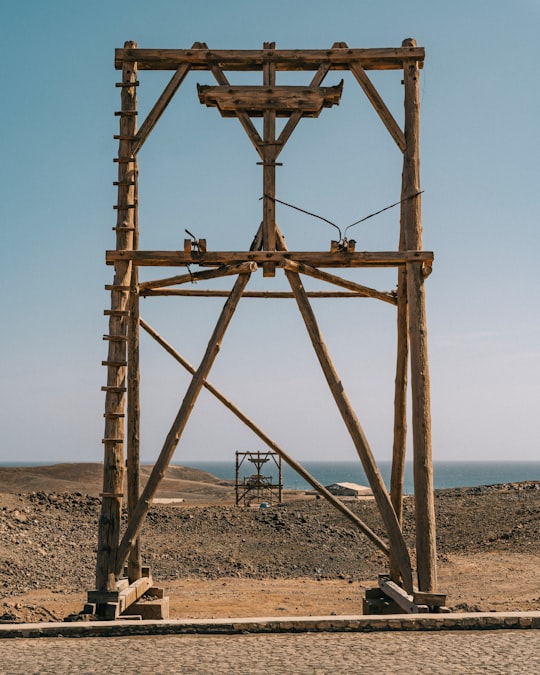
left=93, top=39, right=443, bottom=618
left=235, top=451, right=283, bottom=507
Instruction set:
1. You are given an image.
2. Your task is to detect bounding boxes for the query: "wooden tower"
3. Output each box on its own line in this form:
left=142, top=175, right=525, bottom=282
left=91, top=39, right=444, bottom=618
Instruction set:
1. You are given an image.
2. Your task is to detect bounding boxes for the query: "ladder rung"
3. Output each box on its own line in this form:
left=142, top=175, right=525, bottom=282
left=103, top=335, right=129, bottom=342
left=113, top=157, right=135, bottom=163
left=113, top=204, right=136, bottom=210
left=104, top=412, right=125, bottom=419
left=112, top=226, right=136, bottom=231
left=115, top=81, right=139, bottom=87
left=105, top=285, right=131, bottom=291
left=101, top=386, right=126, bottom=393
left=104, top=309, right=130, bottom=316
left=102, top=438, right=124, bottom=444
left=114, top=111, right=138, bottom=116
left=102, top=360, right=128, bottom=367
left=113, top=181, right=136, bottom=186
left=114, top=135, right=136, bottom=140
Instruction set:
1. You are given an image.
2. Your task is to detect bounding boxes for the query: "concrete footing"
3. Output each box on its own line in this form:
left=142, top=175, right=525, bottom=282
left=1, top=611, right=539, bottom=638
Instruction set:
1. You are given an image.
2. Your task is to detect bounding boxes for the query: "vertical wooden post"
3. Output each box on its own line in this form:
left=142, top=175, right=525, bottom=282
left=115, top=271, right=252, bottom=575
left=389, top=263, right=408, bottom=582
left=278, top=454, right=283, bottom=503
left=96, top=41, right=138, bottom=592
left=127, top=171, right=141, bottom=582
left=402, top=38, right=437, bottom=592
left=235, top=451, right=240, bottom=506
left=262, top=41, right=277, bottom=277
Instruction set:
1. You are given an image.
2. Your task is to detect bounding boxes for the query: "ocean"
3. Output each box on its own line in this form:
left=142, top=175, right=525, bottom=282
left=1, top=460, right=538, bottom=494
left=177, top=460, right=540, bottom=494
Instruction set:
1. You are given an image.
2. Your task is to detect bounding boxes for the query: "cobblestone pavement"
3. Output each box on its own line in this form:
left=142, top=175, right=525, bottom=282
left=0, top=630, right=539, bottom=674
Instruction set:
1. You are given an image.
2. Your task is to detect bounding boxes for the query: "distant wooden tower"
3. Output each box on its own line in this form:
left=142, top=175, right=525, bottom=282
left=90, top=39, right=445, bottom=618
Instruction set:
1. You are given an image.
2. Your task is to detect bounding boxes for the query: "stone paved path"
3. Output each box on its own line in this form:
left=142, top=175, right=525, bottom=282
left=1, top=630, right=539, bottom=674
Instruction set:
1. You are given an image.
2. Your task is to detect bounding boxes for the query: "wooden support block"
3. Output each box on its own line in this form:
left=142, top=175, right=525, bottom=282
left=183, top=239, right=191, bottom=253
left=87, top=590, right=120, bottom=605
left=379, top=576, right=429, bottom=614
left=117, top=575, right=153, bottom=615
left=363, top=587, right=406, bottom=615
left=116, top=578, right=130, bottom=591
left=104, top=602, right=118, bottom=621
left=128, top=596, right=169, bottom=620
left=90, top=575, right=153, bottom=620
left=413, top=590, right=447, bottom=607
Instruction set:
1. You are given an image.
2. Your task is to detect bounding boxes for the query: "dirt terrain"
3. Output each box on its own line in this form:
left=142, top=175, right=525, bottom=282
left=0, top=464, right=538, bottom=622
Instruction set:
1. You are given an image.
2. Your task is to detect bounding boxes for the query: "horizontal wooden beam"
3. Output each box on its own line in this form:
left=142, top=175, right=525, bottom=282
left=107, top=250, right=433, bottom=268
left=197, top=82, right=343, bottom=118
left=115, top=46, right=425, bottom=71
left=140, top=290, right=390, bottom=299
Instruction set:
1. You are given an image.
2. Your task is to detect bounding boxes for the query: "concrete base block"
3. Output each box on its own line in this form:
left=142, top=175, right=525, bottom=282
left=128, top=596, right=170, bottom=620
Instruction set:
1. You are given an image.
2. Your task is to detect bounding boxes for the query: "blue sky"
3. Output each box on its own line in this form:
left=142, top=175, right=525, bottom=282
left=0, top=0, right=538, bottom=465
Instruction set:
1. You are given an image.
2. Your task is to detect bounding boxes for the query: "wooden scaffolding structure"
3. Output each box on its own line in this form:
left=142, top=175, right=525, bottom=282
left=92, top=39, right=445, bottom=618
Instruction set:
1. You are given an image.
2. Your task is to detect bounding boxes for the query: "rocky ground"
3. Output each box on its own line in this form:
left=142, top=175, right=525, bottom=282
left=0, top=472, right=539, bottom=622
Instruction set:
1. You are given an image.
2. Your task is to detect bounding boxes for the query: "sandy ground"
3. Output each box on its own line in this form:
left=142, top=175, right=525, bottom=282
left=1, top=464, right=539, bottom=622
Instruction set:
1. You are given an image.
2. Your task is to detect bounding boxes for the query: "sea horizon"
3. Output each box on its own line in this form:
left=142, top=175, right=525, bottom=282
left=1, top=459, right=538, bottom=494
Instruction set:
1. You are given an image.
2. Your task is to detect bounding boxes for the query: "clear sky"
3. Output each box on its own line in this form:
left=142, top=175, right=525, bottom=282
left=0, top=0, right=538, bottom=465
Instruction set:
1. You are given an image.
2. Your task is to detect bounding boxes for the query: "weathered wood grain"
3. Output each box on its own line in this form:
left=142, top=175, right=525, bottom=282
left=106, top=250, right=434, bottom=267
left=115, top=46, right=425, bottom=71
left=402, top=38, right=437, bottom=593
left=96, top=40, right=138, bottom=594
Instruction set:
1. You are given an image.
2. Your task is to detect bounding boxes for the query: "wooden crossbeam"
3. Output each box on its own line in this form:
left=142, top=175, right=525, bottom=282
left=138, top=317, right=390, bottom=557
left=106, top=250, right=434, bottom=267
left=281, top=259, right=397, bottom=305
left=131, top=62, right=191, bottom=154
left=285, top=269, right=413, bottom=592
left=349, top=62, right=406, bottom=152
left=115, top=271, right=252, bottom=576
left=115, top=46, right=425, bottom=71
left=138, top=261, right=257, bottom=291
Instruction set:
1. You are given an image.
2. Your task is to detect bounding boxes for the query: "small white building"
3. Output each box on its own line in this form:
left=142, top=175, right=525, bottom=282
left=306, top=482, right=373, bottom=498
